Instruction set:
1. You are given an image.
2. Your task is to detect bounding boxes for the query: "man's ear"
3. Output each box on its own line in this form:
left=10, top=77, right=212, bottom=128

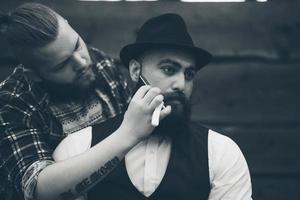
left=129, top=59, right=141, bottom=82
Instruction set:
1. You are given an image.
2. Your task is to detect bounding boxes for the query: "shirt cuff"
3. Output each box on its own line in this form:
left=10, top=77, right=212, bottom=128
left=21, top=160, right=55, bottom=200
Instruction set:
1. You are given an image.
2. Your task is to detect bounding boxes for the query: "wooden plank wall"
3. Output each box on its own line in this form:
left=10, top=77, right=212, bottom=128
left=0, top=1, right=300, bottom=199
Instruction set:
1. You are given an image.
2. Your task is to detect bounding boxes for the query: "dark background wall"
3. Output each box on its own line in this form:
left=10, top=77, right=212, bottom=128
left=0, top=1, right=300, bottom=199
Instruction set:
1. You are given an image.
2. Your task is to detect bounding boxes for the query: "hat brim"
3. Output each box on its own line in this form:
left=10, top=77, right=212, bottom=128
left=120, top=42, right=212, bottom=70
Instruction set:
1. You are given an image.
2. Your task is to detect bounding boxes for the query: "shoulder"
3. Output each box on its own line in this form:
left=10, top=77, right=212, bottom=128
left=208, top=130, right=248, bottom=177
left=88, top=47, right=117, bottom=71
left=88, top=47, right=132, bottom=112
left=88, top=47, right=131, bottom=92
left=0, top=66, right=28, bottom=102
left=208, top=130, right=239, bottom=151
left=0, top=66, right=48, bottom=115
left=207, top=130, right=252, bottom=199
left=88, top=47, right=122, bottom=78
left=88, top=47, right=112, bottom=62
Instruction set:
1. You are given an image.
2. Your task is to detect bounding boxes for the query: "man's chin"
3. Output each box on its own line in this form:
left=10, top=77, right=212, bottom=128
left=168, top=102, right=185, bottom=117
left=154, top=106, right=191, bottom=138
left=164, top=109, right=189, bottom=126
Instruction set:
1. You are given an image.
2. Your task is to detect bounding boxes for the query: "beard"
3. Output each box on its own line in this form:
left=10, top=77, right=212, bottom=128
left=153, top=91, right=191, bottom=138
left=38, top=63, right=97, bottom=103
left=39, top=79, right=96, bottom=103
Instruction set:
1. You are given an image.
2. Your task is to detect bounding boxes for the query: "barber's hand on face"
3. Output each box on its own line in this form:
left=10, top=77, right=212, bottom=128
left=121, top=85, right=171, bottom=141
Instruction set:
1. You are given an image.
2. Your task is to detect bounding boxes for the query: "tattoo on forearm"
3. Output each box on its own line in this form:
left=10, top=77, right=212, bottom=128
left=75, top=156, right=120, bottom=193
left=59, top=157, right=120, bottom=199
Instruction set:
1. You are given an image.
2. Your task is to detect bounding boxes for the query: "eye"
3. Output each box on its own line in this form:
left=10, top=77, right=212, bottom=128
left=53, top=59, right=69, bottom=72
left=161, top=65, right=177, bottom=76
left=185, top=69, right=196, bottom=81
left=75, top=38, right=82, bottom=51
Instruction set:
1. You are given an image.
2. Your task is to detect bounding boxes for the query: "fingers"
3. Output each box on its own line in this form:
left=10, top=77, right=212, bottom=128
left=149, top=94, right=164, bottom=110
left=143, top=87, right=161, bottom=105
left=151, top=103, right=163, bottom=126
left=133, top=86, right=162, bottom=107
left=159, top=105, right=172, bottom=120
left=133, top=85, right=152, bottom=99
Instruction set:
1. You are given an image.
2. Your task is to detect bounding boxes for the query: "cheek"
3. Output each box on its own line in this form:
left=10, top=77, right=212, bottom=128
left=148, top=78, right=170, bottom=91
left=142, top=69, right=168, bottom=88
left=185, top=82, right=193, bottom=99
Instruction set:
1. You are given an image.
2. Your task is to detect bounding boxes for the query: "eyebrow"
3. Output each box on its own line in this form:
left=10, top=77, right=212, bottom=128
left=158, top=59, right=196, bottom=70
left=52, top=36, right=80, bottom=71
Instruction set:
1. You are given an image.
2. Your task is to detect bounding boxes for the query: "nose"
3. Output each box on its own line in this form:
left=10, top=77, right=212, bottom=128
left=71, top=52, right=87, bottom=72
left=171, top=73, right=185, bottom=92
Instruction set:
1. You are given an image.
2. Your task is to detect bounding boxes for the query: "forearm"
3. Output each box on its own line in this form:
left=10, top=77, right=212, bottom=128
left=35, top=127, right=138, bottom=200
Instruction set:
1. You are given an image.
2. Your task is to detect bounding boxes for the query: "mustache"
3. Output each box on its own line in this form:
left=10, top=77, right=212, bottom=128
left=75, top=63, right=93, bottom=81
left=163, top=91, right=188, bottom=104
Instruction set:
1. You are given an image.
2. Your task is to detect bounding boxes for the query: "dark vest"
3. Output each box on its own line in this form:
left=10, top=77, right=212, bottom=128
left=88, top=114, right=210, bottom=200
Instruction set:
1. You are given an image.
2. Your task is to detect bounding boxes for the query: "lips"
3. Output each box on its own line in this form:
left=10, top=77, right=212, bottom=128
left=167, top=100, right=184, bottom=109
left=167, top=99, right=182, bottom=105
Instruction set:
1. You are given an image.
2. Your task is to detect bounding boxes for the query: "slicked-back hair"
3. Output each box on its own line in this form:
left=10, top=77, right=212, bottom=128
left=0, top=3, right=58, bottom=49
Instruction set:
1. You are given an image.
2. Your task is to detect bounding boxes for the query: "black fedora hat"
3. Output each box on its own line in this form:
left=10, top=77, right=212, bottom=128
left=120, top=13, right=212, bottom=70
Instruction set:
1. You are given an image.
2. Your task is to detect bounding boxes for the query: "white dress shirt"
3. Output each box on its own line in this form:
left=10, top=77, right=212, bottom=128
left=53, top=127, right=252, bottom=199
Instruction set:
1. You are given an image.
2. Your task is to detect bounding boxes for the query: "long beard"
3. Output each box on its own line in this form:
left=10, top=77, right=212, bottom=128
left=153, top=91, right=191, bottom=138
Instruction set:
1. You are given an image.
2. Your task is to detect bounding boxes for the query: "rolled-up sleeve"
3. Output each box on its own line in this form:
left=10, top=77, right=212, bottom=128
left=22, top=160, right=54, bottom=200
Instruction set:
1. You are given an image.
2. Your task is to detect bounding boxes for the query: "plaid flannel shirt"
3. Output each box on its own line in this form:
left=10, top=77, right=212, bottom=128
left=0, top=48, right=132, bottom=199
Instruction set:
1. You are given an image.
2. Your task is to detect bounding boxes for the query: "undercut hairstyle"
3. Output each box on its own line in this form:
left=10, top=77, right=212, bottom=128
left=0, top=3, right=58, bottom=49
